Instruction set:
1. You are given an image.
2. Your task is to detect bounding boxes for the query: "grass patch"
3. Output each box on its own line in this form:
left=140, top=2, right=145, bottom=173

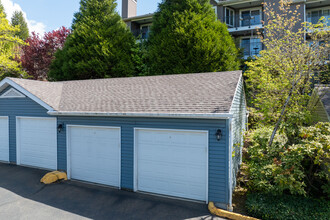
left=246, top=193, right=330, bottom=220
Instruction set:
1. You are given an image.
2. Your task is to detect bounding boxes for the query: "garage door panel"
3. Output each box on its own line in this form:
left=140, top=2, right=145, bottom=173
left=138, top=178, right=206, bottom=200
left=69, top=126, right=120, bottom=187
left=136, top=129, right=208, bottom=201
left=0, top=117, right=9, bottom=162
left=139, top=144, right=206, bottom=165
left=17, top=117, right=57, bottom=170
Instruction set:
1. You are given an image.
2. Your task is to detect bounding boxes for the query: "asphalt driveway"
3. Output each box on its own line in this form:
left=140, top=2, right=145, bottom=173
left=0, top=163, right=224, bottom=220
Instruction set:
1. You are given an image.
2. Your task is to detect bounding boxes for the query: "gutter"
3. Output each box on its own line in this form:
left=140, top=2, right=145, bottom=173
left=123, top=13, right=154, bottom=22
left=47, top=111, right=234, bottom=119
left=217, top=0, right=261, bottom=6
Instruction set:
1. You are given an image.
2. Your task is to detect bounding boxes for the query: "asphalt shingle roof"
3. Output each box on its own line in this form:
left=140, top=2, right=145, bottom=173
left=8, top=71, right=242, bottom=114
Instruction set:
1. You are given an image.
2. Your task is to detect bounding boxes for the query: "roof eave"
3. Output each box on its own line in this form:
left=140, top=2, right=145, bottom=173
left=48, top=111, right=233, bottom=119
left=0, top=78, right=54, bottom=111
left=123, top=13, right=154, bottom=22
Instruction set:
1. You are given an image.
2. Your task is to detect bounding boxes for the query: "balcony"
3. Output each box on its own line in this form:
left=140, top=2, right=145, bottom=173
left=240, top=38, right=263, bottom=59
left=131, top=26, right=151, bottom=40
left=226, top=12, right=263, bottom=32
left=306, top=12, right=330, bottom=26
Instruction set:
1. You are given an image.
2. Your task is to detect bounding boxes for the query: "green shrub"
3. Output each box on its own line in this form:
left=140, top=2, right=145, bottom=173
left=295, top=122, right=330, bottom=197
left=246, top=122, right=330, bottom=197
left=246, top=193, right=330, bottom=220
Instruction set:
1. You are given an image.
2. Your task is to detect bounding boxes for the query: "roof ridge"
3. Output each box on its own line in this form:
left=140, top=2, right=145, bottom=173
left=8, top=71, right=242, bottom=84
left=56, top=71, right=243, bottom=84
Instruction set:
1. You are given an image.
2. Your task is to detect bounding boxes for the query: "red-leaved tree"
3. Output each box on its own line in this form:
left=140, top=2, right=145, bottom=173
left=21, top=26, right=71, bottom=80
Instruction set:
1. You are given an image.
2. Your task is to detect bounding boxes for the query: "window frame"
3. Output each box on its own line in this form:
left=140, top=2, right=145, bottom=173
left=140, top=23, right=152, bottom=40
left=240, top=36, right=262, bottom=58
left=307, top=6, right=330, bottom=25
left=239, top=7, right=262, bottom=27
left=225, top=7, right=235, bottom=27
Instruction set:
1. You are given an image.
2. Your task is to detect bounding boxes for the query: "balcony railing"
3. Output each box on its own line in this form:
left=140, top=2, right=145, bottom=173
left=131, top=29, right=150, bottom=40
left=241, top=41, right=263, bottom=58
left=225, top=14, right=263, bottom=30
left=306, top=14, right=330, bottom=26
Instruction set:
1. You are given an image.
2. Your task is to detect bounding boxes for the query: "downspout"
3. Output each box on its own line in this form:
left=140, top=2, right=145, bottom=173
left=227, top=117, right=233, bottom=211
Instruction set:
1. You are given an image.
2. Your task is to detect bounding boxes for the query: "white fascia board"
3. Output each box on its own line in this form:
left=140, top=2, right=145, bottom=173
left=229, top=74, right=243, bottom=113
left=48, top=111, right=233, bottom=119
left=0, top=78, right=54, bottom=111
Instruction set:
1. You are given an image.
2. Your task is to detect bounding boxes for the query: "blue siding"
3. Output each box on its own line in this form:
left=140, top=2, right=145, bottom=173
left=0, top=86, right=53, bottom=163
left=57, top=116, right=229, bottom=204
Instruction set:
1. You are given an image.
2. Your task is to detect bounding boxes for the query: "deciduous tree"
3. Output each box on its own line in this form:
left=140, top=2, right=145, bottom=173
left=244, top=0, right=330, bottom=146
left=0, top=12, right=26, bottom=79
left=20, top=27, right=71, bottom=80
left=49, top=0, right=136, bottom=81
left=146, top=0, right=239, bottom=75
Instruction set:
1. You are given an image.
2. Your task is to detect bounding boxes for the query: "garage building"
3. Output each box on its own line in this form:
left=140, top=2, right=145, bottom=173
left=0, top=71, right=247, bottom=210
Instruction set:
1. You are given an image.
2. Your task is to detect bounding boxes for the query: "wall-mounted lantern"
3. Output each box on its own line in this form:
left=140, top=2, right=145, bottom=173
left=215, top=129, right=222, bottom=141
left=57, top=123, right=64, bottom=133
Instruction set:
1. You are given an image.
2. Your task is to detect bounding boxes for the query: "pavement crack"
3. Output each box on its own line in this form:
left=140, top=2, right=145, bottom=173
left=31, top=185, right=47, bottom=196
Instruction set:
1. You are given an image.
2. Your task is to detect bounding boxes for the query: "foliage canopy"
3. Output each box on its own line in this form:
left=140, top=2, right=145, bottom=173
left=246, top=123, right=330, bottom=197
left=146, top=0, right=239, bottom=75
left=244, top=0, right=330, bottom=146
left=49, top=0, right=136, bottom=81
left=0, top=12, right=26, bottom=80
left=11, top=11, right=29, bottom=41
left=21, top=27, right=71, bottom=80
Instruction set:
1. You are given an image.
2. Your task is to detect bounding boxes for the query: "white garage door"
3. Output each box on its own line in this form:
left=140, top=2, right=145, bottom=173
left=68, top=125, right=121, bottom=187
left=135, top=128, right=208, bottom=202
left=16, top=117, right=57, bottom=170
left=0, top=117, right=9, bottom=162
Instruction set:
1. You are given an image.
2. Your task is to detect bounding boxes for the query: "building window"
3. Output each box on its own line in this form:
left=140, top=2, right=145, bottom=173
left=140, top=25, right=151, bottom=39
left=241, top=37, right=262, bottom=58
left=240, top=8, right=262, bottom=27
left=307, top=8, right=330, bottom=25
left=213, top=6, right=218, bottom=18
left=225, top=7, right=235, bottom=27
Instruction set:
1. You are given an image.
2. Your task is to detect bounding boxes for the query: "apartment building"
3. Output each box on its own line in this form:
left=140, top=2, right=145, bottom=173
left=122, top=0, right=330, bottom=59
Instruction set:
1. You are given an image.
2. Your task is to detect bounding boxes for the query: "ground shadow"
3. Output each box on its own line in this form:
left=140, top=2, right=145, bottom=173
left=0, top=163, right=221, bottom=220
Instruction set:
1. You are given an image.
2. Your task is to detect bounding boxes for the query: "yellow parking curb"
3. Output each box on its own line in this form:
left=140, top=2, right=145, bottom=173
left=208, top=202, right=259, bottom=220
left=41, top=171, right=68, bottom=184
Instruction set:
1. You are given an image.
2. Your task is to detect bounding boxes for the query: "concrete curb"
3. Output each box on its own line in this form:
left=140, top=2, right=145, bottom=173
left=208, top=202, right=259, bottom=220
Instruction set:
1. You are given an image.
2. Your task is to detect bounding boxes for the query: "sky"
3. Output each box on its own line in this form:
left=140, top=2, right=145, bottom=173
left=2, top=0, right=161, bottom=35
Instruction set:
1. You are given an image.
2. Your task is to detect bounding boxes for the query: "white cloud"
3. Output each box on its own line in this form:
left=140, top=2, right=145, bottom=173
left=2, top=0, right=46, bottom=35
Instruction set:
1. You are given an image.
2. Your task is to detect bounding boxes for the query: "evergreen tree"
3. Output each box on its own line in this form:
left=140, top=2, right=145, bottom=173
left=0, top=0, right=6, bottom=17
left=146, top=0, right=239, bottom=75
left=11, top=11, right=29, bottom=41
left=49, top=0, right=136, bottom=81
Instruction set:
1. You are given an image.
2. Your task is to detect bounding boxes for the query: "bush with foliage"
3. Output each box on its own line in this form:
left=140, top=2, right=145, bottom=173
left=246, top=193, right=330, bottom=220
left=246, top=122, right=330, bottom=197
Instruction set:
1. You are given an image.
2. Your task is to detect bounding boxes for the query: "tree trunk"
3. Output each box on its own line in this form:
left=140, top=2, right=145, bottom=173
left=268, top=86, right=295, bottom=147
